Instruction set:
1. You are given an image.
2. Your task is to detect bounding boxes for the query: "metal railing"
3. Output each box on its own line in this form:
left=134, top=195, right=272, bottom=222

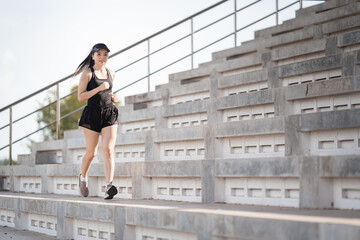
left=0, top=0, right=312, bottom=164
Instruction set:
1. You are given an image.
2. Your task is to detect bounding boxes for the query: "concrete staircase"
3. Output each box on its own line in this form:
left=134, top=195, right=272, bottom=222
left=1, top=0, right=360, bottom=239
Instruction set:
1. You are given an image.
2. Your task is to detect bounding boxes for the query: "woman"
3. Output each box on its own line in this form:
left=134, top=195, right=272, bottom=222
left=75, top=43, right=119, bottom=200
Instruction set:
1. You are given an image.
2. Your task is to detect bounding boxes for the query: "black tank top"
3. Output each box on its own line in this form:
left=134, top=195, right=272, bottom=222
left=87, top=67, right=113, bottom=107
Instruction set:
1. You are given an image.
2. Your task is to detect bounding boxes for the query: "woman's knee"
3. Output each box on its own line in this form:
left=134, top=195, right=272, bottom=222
left=102, top=146, right=113, bottom=158
left=85, top=149, right=98, bottom=160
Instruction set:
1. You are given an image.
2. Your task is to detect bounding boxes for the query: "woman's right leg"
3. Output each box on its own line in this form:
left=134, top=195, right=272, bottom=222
left=81, top=128, right=100, bottom=178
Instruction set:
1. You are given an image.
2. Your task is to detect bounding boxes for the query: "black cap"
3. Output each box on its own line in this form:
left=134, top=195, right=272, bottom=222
left=92, top=43, right=110, bottom=53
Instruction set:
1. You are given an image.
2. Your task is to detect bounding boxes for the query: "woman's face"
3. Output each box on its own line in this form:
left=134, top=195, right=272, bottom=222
left=92, top=49, right=109, bottom=66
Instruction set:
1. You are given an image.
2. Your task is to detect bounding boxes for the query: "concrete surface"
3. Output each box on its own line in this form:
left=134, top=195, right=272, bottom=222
left=0, top=225, right=56, bottom=240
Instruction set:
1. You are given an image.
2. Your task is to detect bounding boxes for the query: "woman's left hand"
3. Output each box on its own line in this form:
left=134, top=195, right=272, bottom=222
left=111, top=94, right=119, bottom=103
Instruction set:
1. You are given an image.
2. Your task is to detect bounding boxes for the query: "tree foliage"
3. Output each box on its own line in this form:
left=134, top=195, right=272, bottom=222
left=37, top=85, right=86, bottom=140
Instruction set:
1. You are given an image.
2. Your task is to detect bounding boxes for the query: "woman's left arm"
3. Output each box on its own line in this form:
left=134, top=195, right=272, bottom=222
left=110, top=69, right=119, bottom=103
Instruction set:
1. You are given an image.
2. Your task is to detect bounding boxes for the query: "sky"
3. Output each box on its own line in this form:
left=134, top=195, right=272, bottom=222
left=0, top=0, right=322, bottom=160
left=0, top=0, right=223, bottom=107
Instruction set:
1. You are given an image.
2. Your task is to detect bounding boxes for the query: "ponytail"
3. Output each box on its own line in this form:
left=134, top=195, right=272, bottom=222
left=74, top=51, right=94, bottom=76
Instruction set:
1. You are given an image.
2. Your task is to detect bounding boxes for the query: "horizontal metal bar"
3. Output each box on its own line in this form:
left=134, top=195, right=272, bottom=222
left=151, top=33, right=191, bottom=56
left=193, top=0, right=263, bottom=37
left=113, top=0, right=264, bottom=77
left=194, top=32, right=234, bottom=54
left=149, top=53, right=192, bottom=77
left=0, top=101, right=56, bottom=131
left=60, top=105, right=85, bottom=121
left=115, top=34, right=191, bottom=73
left=0, top=106, right=50, bottom=131
left=113, top=76, right=148, bottom=94
left=114, top=1, right=264, bottom=75
left=0, top=74, right=74, bottom=113
left=236, top=11, right=276, bottom=32
left=0, top=105, right=85, bottom=151
left=115, top=55, right=149, bottom=73
left=0, top=121, right=56, bottom=151
left=0, top=90, right=78, bottom=131
left=109, top=0, right=228, bottom=59
left=0, top=105, right=86, bottom=152
left=61, top=89, right=78, bottom=100
left=279, top=0, right=299, bottom=12
left=235, top=0, right=299, bottom=33
left=0, top=124, right=7, bottom=132
left=194, top=12, right=234, bottom=34
left=114, top=53, right=192, bottom=95
left=237, top=0, right=262, bottom=12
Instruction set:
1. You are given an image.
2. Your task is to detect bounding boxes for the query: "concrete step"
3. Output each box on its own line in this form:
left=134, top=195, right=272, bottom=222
left=2, top=153, right=360, bottom=210
left=0, top=191, right=359, bottom=240
left=0, top=225, right=56, bottom=240
left=295, top=0, right=347, bottom=18
left=255, top=1, right=360, bottom=39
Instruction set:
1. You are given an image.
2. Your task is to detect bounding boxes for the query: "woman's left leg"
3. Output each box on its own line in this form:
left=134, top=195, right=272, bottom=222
left=101, top=124, right=118, bottom=184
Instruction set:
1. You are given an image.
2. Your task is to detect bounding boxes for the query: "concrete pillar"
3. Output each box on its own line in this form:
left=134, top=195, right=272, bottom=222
left=9, top=166, right=15, bottom=192
left=38, top=165, right=47, bottom=194
left=114, top=206, right=126, bottom=240
left=144, top=131, right=157, bottom=161
left=131, top=162, right=151, bottom=199
left=56, top=201, right=70, bottom=239
left=14, top=198, right=28, bottom=230
left=285, top=115, right=310, bottom=157
left=202, top=70, right=222, bottom=204
left=196, top=213, right=212, bottom=240
left=299, top=157, right=333, bottom=209
left=343, top=51, right=356, bottom=77
left=201, top=159, right=215, bottom=203
left=325, top=36, right=338, bottom=56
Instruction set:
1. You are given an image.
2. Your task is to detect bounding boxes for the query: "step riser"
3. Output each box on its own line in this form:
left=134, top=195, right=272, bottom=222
left=2, top=154, right=360, bottom=210
left=0, top=195, right=359, bottom=240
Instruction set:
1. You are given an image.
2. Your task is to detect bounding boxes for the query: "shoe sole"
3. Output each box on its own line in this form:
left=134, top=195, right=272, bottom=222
left=104, top=185, right=118, bottom=200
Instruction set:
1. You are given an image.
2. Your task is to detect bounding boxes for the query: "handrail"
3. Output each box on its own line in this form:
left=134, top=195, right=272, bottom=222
left=0, top=73, right=75, bottom=112
left=0, top=0, right=227, bottom=113
left=109, top=0, right=229, bottom=59
left=1, top=0, right=322, bottom=164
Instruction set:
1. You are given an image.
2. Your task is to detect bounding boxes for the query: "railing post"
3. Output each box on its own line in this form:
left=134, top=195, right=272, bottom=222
left=191, top=18, right=194, bottom=69
left=56, top=84, right=60, bottom=140
left=147, top=39, right=150, bottom=92
left=276, top=0, right=279, bottom=26
left=234, top=0, right=237, bottom=47
left=9, top=107, right=12, bottom=166
left=300, top=0, right=303, bottom=9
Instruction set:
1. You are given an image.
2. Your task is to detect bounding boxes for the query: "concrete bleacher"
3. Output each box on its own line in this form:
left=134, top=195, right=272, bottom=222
left=0, top=0, right=359, bottom=239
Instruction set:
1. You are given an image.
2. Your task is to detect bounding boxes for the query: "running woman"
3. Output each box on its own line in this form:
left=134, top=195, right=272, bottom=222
left=75, top=43, right=118, bottom=200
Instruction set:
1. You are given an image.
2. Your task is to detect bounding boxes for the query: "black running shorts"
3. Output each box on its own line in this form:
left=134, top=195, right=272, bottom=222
left=79, top=104, right=119, bottom=133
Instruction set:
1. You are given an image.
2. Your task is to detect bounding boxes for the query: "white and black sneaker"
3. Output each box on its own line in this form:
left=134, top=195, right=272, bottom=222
left=104, top=184, right=118, bottom=200
left=79, top=173, right=89, bottom=197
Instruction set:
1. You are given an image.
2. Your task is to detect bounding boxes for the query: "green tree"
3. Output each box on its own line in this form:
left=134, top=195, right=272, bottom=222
left=37, top=85, right=86, bottom=140
left=0, top=158, right=17, bottom=165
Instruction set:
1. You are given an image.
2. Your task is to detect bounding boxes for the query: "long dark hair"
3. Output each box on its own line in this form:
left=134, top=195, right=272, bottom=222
left=74, top=50, right=94, bottom=76
left=74, top=43, right=110, bottom=76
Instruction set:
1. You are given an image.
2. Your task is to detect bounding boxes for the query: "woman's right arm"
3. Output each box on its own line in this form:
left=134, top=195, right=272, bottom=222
left=77, top=69, right=109, bottom=102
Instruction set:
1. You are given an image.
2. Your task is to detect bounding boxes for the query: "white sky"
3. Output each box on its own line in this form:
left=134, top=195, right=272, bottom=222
left=0, top=0, right=224, bottom=107
left=0, top=0, right=322, bottom=160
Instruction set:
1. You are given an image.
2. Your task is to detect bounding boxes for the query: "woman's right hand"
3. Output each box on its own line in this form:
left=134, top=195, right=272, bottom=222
left=98, top=82, right=110, bottom=92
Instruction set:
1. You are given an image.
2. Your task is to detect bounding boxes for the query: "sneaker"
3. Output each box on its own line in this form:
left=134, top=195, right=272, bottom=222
left=104, top=184, right=118, bottom=200
left=79, top=173, right=89, bottom=197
